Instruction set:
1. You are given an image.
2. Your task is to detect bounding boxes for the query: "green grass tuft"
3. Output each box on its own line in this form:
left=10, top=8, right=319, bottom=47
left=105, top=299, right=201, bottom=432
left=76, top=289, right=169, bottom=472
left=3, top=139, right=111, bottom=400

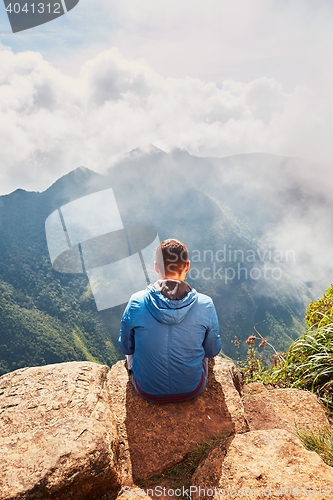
left=272, top=322, right=333, bottom=413
left=296, top=427, right=333, bottom=467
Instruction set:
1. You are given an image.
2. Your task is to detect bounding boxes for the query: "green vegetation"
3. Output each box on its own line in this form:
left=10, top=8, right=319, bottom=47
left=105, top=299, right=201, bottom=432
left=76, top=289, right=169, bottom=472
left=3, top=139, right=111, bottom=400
left=305, top=284, right=333, bottom=327
left=296, top=427, right=333, bottom=467
left=234, top=284, right=333, bottom=469
left=0, top=180, right=121, bottom=375
left=0, top=164, right=310, bottom=374
left=274, top=324, right=333, bottom=412
left=236, top=321, right=333, bottom=413
left=271, top=285, right=333, bottom=414
left=232, top=322, right=285, bottom=385
left=235, top=284, right=333, bottom=413
left=72, top=327, right=101, bottom=364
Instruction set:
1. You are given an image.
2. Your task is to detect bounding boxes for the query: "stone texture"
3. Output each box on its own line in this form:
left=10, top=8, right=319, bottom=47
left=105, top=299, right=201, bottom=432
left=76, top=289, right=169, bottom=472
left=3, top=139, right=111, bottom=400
left=0, top=361, right=120, bottom=500
left=107, top=357, right=247, bottom=482
left=243, top=382, right=331, bottom=434
left=1, top=357, right=332, bottom=499
left=192, top=428, right=333, bottom=499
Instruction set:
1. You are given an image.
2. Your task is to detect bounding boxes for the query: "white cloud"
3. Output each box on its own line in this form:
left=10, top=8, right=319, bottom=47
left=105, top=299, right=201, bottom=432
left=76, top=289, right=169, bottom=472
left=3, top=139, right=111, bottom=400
left=5, top=0, right=333, bottom=95
left=0, top=44, right=333, bottom=194
left=91, top=0, right=333, bottom=91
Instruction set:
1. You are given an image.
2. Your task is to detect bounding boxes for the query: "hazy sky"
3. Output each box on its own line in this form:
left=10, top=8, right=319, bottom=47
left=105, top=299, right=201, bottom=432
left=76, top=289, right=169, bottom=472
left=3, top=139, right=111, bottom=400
left=1, top=0, right=333, bottom=194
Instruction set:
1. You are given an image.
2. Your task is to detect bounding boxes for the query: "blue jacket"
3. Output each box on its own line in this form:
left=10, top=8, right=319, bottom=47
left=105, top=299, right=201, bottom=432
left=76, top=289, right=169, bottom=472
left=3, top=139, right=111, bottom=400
left=118, top=280, right=221, bottom=397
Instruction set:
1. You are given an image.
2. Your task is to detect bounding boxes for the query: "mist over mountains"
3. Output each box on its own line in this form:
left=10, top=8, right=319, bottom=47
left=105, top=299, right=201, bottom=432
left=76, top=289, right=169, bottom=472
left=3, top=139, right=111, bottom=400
left=0, top=147, right=331, bottom=374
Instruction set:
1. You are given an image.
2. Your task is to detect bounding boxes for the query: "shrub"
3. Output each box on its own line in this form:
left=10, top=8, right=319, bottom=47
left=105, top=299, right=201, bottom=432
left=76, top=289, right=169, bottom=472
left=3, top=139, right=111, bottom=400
left=274, top=322, right=333, bottom=413
left=305, top=284, right=333, bottom=327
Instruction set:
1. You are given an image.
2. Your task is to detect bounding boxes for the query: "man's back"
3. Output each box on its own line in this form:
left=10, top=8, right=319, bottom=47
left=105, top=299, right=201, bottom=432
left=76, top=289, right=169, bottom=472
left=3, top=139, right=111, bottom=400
left=118, top=278, right=221, bottom=398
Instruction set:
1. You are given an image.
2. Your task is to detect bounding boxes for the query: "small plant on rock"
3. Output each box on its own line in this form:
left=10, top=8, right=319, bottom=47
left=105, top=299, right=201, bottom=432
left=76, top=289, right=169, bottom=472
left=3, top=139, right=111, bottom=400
left=232, top=323, right=285, bottom=384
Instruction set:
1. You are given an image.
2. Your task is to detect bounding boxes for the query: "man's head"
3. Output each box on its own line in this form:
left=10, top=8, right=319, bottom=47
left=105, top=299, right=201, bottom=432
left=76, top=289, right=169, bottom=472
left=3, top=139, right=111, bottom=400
left=154, top=239, right=190, bottom=281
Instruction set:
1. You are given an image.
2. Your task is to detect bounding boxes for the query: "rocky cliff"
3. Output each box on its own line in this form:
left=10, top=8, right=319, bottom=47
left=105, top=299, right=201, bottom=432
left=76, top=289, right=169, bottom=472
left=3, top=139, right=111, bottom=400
left=0, top=357, right=332, bottom=499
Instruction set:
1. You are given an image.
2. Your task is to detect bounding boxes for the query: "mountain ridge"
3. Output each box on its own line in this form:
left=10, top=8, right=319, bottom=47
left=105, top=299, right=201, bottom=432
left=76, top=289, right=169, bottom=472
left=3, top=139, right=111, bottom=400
left=0, top=148, right=330, bottom=374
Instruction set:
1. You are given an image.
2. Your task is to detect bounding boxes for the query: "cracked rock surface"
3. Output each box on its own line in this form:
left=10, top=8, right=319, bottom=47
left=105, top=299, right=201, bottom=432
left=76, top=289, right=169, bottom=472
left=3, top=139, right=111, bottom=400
left=0, top=359, right=332, bottom=499
left=107, top=356, right=247, bottom=482
left=192, top=428, right=333, bottom=499
left=0, top=361, right=120, bottom=500
left=242, top=382, right=331, bottom=434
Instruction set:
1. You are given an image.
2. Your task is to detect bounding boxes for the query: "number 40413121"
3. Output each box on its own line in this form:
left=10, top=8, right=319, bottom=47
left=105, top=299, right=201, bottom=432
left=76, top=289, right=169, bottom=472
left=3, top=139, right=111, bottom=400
left=5, top=3, right=61, bottom=14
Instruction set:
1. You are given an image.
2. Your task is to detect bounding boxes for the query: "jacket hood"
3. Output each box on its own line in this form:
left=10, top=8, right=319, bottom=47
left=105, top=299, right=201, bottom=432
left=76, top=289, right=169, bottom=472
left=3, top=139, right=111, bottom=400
left=144, top=280, right=197, bottom=324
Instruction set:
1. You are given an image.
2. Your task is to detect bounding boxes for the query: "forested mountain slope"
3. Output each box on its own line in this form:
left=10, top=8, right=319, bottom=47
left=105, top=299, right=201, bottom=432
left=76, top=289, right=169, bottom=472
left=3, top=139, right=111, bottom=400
left=1, top=148, right=328, bottom=374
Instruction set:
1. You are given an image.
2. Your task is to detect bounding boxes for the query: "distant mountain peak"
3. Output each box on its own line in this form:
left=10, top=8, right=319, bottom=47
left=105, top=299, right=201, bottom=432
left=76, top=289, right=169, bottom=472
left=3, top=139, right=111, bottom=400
left=124, top=144, right=167, bottom=160
left=46, top=166, right=102, bottom=190
left=66, top=166, right=101, bottom=178
left=72, top=166, right=95, bottom=174
left=42, top=166, right=110, bottom=207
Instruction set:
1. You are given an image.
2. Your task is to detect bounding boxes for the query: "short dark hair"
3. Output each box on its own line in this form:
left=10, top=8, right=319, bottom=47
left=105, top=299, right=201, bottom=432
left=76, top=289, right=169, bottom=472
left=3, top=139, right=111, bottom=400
left=155, top=239, right=189, bottom=277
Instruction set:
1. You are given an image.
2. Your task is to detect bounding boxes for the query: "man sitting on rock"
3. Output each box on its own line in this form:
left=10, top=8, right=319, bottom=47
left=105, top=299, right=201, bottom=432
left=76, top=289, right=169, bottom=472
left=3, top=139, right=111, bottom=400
left=118, top=238, right=221, bottom=403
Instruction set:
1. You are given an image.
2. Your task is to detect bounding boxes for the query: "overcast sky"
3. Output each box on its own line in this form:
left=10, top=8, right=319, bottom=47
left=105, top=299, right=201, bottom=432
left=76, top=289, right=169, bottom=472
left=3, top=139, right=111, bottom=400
left=1, top=0, right=333, bottom=194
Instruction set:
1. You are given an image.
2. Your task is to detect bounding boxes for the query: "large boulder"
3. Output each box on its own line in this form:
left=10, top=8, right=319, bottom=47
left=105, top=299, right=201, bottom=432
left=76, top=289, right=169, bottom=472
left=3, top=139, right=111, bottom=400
left=0, top=361, right=120, bottom=500
left=243, top=382, right=330, bottom=433
left=0, top=357, right=332, bottom=499
left=0, top=357, right=246, bottom=497
left=106, top=356, right=247, bottom=482
left=191, top=428, right=333, bottom=500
